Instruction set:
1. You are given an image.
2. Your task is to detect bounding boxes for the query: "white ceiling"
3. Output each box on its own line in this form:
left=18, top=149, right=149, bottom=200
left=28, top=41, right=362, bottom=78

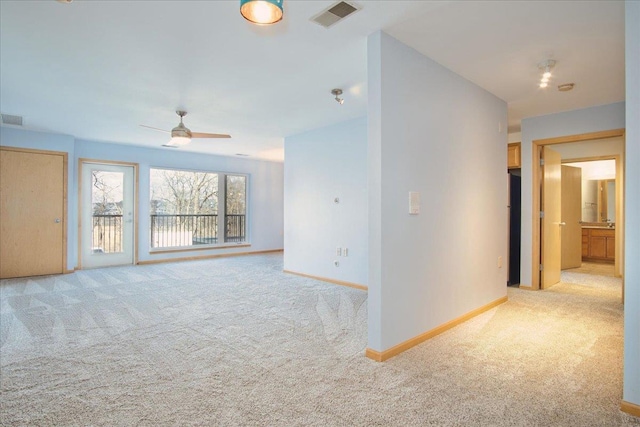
left=0, top=1, right=625, bottom=162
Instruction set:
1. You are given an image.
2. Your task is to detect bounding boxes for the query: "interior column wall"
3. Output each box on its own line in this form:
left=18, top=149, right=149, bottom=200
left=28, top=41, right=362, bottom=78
left=367, top=31, right=508, bottom=352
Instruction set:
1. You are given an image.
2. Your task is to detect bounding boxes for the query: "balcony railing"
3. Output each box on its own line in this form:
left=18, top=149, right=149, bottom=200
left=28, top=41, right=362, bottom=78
left=92, top=214, right=123, bottom=253
left=150, top=214, right=246, bottom=248
left=225, top=214, right=246, bottom=242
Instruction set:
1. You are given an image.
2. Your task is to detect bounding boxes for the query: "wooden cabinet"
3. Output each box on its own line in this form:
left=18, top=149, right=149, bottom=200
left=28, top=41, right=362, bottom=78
left=508, top=143, right=521, bottom=169
left=582, top=228, right=615, bottom=262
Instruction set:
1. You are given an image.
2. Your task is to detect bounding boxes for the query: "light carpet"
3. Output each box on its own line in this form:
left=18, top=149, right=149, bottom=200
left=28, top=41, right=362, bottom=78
left=1, top=254, right=638, bottom=426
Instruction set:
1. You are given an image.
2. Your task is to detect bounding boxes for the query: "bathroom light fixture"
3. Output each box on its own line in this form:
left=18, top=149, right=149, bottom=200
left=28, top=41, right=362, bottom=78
left=240, top=0, right=283, bottom=24
left=331, top=89, right=344, bottom=105
left=537, top=59, right=556, bottom=89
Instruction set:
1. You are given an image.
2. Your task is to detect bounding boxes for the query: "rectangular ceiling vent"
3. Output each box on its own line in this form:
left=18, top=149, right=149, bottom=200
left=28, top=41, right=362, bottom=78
left=1, top=113, right=23, bottom=126
left=311, top=1, right=361, bottom=29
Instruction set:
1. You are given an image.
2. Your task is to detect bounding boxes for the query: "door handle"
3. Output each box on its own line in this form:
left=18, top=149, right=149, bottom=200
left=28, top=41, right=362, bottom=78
left=54, top=218, right=61, bottom=223
left=559, top=222, right=566, bottom=226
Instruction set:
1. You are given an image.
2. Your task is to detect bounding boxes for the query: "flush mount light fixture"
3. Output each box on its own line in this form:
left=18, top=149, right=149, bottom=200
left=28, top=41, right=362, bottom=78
left=538, top=59, right=556, bottom=88
left=240, top=0, right=283, bottom=25
left=558, top=83, right=575, bottom=92
left=331, top=88, right=344, bottom=105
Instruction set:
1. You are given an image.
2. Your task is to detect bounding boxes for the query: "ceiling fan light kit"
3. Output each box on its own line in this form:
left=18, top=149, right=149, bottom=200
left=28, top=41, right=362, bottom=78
left=141, top=110, right=231, bottom=148
left=240, top=0, right=284, bottom=25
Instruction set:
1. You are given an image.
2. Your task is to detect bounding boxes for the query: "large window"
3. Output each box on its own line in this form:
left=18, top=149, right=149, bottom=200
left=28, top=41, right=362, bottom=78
left=150, top=168, right=247, bottom=249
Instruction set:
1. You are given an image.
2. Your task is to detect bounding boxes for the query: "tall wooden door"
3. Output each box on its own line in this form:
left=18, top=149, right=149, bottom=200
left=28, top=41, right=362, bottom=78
left=541, top=146, right=562, bottom=289
left=0, top=147, right=66, bottom=278
left=561, top=165, right=582, bottom=269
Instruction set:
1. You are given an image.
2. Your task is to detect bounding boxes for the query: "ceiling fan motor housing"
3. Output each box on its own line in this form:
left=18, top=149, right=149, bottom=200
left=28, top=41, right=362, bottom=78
left=171, top=122, right=192, bottom=138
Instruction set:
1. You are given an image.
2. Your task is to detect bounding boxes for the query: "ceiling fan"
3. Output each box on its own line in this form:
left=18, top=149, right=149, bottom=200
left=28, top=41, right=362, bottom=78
left=141, top=110, right=231, bottom=148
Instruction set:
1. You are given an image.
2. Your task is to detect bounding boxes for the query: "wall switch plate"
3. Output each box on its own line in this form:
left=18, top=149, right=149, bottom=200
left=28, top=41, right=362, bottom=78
left=409, top=191, right=420, bottom=215
left=336, top=247, right=342, bottom=256
left=498, top=256, right=503, bottom=268
left=343, top=248, right=348, bottom=257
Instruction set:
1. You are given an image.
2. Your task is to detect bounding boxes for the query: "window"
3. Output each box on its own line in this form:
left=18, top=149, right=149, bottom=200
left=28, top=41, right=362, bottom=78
left=150, top=168, right=247, bottom=249
left=225, top=175, right=246, bottom=242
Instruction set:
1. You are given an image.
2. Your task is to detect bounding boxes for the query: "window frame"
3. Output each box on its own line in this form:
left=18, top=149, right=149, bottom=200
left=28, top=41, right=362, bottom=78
left=148, top=166, right=250, bottom=252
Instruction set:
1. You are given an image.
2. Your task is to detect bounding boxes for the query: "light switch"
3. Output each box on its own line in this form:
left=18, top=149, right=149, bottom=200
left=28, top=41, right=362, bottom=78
left=409, top=191, right=420, bottom=215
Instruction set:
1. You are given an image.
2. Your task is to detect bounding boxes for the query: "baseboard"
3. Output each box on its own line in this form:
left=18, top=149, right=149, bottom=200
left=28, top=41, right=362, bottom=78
left=283, top=270, right=367, bottom=291
left=365, top=295, right=508, bottom=362
left=621, top=400, right=640, bottom=417
left=518, top=285, right=537, bottom=291
left=137, top=249, right=283, bottom=265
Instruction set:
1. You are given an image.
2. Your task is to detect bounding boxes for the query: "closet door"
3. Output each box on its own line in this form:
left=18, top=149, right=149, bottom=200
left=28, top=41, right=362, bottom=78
left=0, top=147, right=66, bottom=278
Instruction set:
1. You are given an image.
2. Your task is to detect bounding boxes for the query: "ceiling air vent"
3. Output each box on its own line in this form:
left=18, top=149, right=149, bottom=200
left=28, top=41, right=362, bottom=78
left=311, top=1, right=361, bottom=29
left=1, top=113, right=23, bottom=126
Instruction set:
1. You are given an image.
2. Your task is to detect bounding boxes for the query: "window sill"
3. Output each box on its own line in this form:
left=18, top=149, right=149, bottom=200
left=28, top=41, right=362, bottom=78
left=149, top=243, right=251, bottom=255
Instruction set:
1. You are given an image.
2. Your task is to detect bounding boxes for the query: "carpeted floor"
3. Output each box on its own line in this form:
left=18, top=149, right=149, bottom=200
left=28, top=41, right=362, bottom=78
left=1, top=254, right=638, bottom=426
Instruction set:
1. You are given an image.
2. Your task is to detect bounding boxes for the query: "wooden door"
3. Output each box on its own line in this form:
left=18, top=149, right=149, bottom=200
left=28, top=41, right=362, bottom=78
left=0, top=148, right=66, bottom=278
left=541, top=146, right=562, bottom=289
left=561, top=165, right=582, bottom=269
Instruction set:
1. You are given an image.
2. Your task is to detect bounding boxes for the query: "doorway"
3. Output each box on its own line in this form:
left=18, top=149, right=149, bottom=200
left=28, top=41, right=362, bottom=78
left=80, top=161, right=137, bottom=269
left=0, top=147, right=67, bottom=278
left=531, top=129, right=625, bottom=292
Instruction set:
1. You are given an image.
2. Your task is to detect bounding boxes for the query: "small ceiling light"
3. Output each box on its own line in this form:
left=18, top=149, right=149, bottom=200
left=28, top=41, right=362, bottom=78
left=558, top=83, right=575, bottom=92
left=240, top=0, right=283, bottom=25
left=56, top=0, right=73, bottom=3
left=331, top=88, right=344, bottom=105
left=537, top=59, right=556, bottom=88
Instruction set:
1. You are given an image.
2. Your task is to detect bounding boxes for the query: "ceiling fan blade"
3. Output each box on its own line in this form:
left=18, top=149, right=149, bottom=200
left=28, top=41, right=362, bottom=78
left=191, top=132, right=231, bottom=139
left=140, top=124, right=170, bottom=133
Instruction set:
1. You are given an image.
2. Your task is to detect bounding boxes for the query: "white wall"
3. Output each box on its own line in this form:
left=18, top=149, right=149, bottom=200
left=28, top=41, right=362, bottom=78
left=1, top=127, right=284, bottom=268
left=283, top=117, right=368, bottom=285
left=624, top=0, right=640, bottom=408
left=519, top=102, right=625, bottom=287
left=508, top=132, right=522, bottom=143
left=551, top=136, right=624, bottom=160
left=367, top=31, right=508, bottom=352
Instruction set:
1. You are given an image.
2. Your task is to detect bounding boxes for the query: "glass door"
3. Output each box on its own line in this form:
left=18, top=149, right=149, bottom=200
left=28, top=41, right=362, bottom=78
left=81, top=162, right=135, bottom=268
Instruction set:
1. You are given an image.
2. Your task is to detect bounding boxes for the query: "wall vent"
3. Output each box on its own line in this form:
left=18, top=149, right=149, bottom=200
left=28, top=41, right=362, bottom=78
left=1, top=113, right=23, bottom=126
left=311, top=1, right=361, bottom=28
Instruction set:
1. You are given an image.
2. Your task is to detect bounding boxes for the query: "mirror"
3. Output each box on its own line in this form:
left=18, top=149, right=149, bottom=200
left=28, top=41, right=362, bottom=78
left=565, top=159, right=616, bottom=225
left=582, top=179, right=615, bottom=223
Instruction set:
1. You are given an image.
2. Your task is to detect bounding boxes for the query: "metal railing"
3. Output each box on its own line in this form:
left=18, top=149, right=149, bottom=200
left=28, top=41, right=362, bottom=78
left=225, top=214, right=246, bottom=242
left=92, top=214, right=123, bottom=253
left=150, top=214, right=246, bottom=248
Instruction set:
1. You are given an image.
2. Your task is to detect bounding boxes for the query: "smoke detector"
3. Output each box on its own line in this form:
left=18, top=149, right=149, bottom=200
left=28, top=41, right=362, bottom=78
left=558, top=83, right=575, bottom=92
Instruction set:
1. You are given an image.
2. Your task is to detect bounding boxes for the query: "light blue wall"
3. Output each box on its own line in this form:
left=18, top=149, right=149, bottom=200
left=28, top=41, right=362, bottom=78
left=367, top=31, right=508, bottom=351
left=284, top=117, right=368, bottom=286
left=1, top=127, right=284, bottom=268
left=624, top=0, right=640, bottom=408
left=519, top=102, right=626, bottom=288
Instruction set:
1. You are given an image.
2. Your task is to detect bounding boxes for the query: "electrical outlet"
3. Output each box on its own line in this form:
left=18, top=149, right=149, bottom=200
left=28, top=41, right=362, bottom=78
left=498, top=256, right=503, bottom=268
left=336, top=247, right=342, bottom=256
left=343, top=248, right=348, bottom=257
